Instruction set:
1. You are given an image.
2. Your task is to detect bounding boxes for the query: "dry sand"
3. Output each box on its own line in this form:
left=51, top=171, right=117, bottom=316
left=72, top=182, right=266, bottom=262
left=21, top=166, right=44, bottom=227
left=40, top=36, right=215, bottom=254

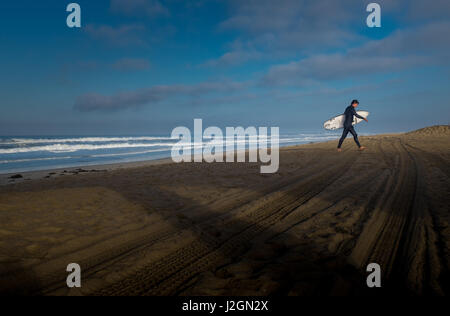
left=0, top=126, right=449, bottom=296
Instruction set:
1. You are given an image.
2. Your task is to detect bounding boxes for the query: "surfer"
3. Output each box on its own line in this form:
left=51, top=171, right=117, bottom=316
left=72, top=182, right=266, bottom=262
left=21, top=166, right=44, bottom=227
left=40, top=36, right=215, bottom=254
left=337, top=100, right=368, bottom=152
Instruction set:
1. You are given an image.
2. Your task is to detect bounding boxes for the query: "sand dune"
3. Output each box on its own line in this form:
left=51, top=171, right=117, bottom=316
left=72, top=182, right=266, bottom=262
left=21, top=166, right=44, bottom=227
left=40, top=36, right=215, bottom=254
left=0, top=126, right=449, bottom=296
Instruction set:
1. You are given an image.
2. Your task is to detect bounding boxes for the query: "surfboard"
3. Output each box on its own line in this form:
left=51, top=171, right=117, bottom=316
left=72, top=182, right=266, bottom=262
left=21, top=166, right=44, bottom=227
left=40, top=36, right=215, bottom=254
left=323, top=111, right=369, bottom=130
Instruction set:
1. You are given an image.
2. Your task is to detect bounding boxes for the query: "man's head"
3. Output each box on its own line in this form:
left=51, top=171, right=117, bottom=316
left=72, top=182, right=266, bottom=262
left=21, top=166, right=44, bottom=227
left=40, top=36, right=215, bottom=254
left=351, top=99, right=359, bottom=108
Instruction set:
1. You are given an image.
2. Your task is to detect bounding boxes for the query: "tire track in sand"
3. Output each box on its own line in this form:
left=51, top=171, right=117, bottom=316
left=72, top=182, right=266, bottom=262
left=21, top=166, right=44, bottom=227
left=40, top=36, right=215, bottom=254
left=41, top=149, right=330, bottom=295
left=395, top=140, right=448, bottom=295
left=349, top=137, right=443, bottom=294
left=93, top=152, right=359, bottom=295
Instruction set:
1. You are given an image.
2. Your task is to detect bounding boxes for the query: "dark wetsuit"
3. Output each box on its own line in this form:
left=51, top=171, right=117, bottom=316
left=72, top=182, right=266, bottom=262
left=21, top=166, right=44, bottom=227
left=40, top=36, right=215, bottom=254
left=337, top=106, right=364, bottom=148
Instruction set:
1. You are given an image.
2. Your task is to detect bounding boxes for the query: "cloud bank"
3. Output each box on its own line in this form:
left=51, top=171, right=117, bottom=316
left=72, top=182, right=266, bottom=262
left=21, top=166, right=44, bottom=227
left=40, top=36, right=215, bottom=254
left=74, top=81, right=249, bottom=112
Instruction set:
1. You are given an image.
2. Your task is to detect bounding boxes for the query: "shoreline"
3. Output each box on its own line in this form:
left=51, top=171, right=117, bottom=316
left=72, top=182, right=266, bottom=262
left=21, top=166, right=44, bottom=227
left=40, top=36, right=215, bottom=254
left=0, top=133, right=397, bottom=186
left=0, top=157, right=174, bottom=186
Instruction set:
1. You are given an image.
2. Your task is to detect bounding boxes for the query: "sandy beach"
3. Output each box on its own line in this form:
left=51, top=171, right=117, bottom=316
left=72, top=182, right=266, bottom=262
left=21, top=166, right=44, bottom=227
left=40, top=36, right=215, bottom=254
left=0, top=125, right=449, bottom=296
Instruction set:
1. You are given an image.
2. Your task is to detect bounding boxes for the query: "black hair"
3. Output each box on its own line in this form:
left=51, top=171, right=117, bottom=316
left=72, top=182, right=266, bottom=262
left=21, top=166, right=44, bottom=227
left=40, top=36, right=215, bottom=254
left=351, top=99, right=359, bottom=105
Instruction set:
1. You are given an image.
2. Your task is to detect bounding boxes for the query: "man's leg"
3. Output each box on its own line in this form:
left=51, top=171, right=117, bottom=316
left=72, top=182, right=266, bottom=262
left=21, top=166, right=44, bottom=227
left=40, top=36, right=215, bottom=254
left=338, top=127, right=350, bottom=149
left=348, top=126, right=361, bottom=148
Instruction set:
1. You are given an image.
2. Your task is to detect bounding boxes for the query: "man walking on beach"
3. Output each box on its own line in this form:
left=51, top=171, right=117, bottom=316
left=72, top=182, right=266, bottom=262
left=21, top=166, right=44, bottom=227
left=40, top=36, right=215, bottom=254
left=337, top=100, right=368, bottom=152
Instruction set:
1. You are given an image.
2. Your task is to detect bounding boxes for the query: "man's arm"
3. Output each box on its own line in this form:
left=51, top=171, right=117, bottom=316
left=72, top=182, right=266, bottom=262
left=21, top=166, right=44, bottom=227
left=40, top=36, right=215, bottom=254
left=352, top=107, right=368, bottom=122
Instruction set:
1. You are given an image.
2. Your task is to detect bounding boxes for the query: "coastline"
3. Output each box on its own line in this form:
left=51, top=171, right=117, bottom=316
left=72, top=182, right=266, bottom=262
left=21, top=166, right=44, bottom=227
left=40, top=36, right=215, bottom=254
left=0, top=132, right=348, bottom=178
left=0, top=157, right=174, bottom=186
left=0, top=133, right=390, bottom=186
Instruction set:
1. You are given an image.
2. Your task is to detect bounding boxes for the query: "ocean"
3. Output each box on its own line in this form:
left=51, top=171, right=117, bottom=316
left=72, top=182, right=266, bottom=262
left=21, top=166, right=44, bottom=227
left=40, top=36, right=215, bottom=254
left=0, top=132, right=344, bottom=174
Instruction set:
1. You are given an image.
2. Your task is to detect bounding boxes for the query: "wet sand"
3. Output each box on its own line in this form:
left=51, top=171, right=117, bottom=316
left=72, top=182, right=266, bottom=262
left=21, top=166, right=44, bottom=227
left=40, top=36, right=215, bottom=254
left=0, top=126, right=449, bottom=296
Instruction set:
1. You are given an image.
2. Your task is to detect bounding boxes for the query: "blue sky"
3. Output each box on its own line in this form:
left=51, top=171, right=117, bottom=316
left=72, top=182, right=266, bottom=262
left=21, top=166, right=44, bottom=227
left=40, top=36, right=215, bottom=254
left=0, top=0, right=449, bottom=135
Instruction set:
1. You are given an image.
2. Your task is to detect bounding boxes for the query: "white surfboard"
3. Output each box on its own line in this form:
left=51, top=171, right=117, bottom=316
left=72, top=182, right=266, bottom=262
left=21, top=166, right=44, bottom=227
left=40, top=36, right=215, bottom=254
left=323, top=111, right=369, bottom=130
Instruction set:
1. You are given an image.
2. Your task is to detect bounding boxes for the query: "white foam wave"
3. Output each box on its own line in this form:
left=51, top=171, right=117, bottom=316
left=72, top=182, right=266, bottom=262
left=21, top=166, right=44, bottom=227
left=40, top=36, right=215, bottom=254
left=91, top=148, right=171, bottom=158
left=3, top=136, right=175, bottom=145
left=0, top=135, right=341, bottom=154
left=2, top=134, right=340, bottom=145
left=0, top=148, right=173, bottom=164
left=0, top=156, right=74, bottom=164
left=0, top=142, right=177, bottom=154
